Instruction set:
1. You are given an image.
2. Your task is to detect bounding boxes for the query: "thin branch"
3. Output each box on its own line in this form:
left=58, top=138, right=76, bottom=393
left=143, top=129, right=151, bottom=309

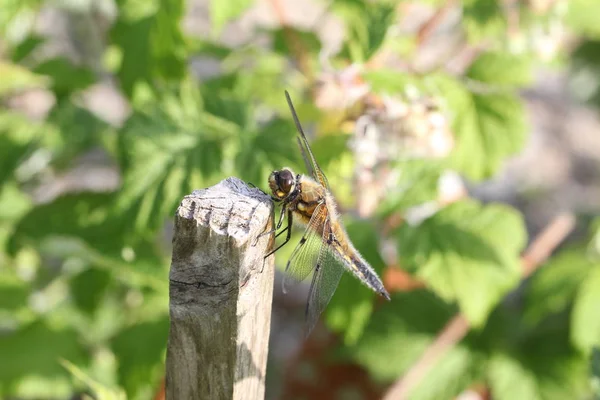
left=416, top=0, right=458, bottom=48
left=382, top=212, right=576, bottom=400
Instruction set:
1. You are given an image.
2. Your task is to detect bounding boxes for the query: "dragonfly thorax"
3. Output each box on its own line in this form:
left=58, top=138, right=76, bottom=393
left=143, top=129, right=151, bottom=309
left=269, top=168, right=298, bottom=200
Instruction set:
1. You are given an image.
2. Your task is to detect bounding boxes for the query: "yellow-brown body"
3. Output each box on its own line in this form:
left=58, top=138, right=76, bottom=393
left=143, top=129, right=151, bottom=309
left=270, top=170, right=382, bottom=290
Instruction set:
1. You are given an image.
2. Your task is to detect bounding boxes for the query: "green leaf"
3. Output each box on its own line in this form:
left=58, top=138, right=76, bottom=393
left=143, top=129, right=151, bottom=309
left=111, top=317, right=168, bottom=398
left=486, top=311, right=590, bottom=400
left=269, top=27, right=322, bottom=56
left=348, top=290, right=454, bottom=380
left=8, top=193, right=121, bottom=256
left=566, top=0, right=600, bottom=38
left=435, top=75, right=528, bottom=180
left=44, top=99, right=111, bottom=169
left=70, top=267, right=112, bottom=316
left=209, top=0, right=253, bottom=35
left=377, top=159, right=444, bottom=215
left=311, top=133, right=349, bottom=170
left=488, top=352, right=543, bottom=400
left=236, top=117, right=301, bottom=186
left=60, top=359, right=127, bottom=400
left=226, top=51, right=291, bottom=110
left=348, top=290, right=481, bottom=399
left=325, top=219, right=386, bottom=345
left=0, top=275, right=29, bottom=311
left=570, top=40, right=600, bottom=107
left=524, top=248, right=592, bottom=325
left=0, top=61, right=49, bottom=95
left=33, top=57, right=95, bottom=96
left=10, top=34, right=44, bottom=63
left=592, top=348, right=600, bottom=398
left=0, top=320, right=88, bottom=387
left=467, top=52, right=533, bottom=87
left=337, top=2, right=396, bottom=62
left=110, top=0, right=187, bottom=99
left=0, top=0, right=44, bottom=41
left=115, top=83, right=236, bottom=232
left=572, top=265, right=600, bottom=353
left=394, top=200, right=526, bottom=326
left=462, top=0, right=506, bottom=42
left=0, top=111, right=46, bottom=185
left=363, top=69, right=421, bottom=95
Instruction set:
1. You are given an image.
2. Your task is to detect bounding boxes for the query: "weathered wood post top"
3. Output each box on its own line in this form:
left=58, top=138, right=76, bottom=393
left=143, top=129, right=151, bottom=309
left=166, top=177, right=275, bottom=400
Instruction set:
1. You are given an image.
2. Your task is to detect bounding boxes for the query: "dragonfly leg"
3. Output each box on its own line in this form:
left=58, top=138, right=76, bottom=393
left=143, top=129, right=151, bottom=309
left=254, top=203, right=287, bottom=246
left=264, top=210, right=293, bottom=259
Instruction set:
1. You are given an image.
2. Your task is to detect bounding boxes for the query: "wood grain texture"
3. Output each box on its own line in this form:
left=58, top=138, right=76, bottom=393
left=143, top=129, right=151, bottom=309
left=166, top=177, right=274, bottom=400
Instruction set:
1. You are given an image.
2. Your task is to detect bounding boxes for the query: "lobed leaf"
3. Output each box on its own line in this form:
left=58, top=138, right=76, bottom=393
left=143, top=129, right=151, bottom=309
left=394, top=200, right=526, bottom=326
left=110, top=0, right=187, bottom=99
left=434, top=74, right=528, bottom=181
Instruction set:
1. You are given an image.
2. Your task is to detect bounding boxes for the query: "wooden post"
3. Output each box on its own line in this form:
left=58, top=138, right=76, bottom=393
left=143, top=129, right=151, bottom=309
left=166, top=177, right=274, bottom=400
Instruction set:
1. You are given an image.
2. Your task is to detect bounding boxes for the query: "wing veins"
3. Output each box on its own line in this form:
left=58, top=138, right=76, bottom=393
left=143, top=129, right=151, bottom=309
left=285, top=90, right=330, bottom=189
left=282, top=203, right=328, bottom=292
left=304, top=215, right=345, bottom=335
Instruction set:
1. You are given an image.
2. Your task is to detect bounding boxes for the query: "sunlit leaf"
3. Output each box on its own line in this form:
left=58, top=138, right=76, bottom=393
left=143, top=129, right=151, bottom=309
left=377, top=159, right=444, bottom=215
left=363, top=69, right=421, bottom=94
left=394, top=200, right=526, bottom=326
left=0, top=61, right=48, bottom=95
left=209, top=0, right=253, bottom=35
left=115, top=83, right=235, bottom=231
left=0, top=0, right=43, bottom=40
left=336, top=1, right=396, bottom=62
left=434, top=75, right=527, bottom=180
left=467, top=52, right=533, bottom=87
left=571, top=265, right=600, bottom=353
left=566, top=0, right=600, bottom=38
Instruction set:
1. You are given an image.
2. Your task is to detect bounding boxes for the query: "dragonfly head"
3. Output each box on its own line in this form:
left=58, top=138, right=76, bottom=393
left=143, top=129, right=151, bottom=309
left=269, top=168, right=296, bottom=200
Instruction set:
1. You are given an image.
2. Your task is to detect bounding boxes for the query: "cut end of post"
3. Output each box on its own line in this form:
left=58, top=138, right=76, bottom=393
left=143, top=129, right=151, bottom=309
left=166, top=177, right=275, bottom=400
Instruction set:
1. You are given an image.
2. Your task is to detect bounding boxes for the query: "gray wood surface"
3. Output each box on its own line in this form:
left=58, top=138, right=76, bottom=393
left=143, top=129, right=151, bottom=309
left=166, top=177, right=274, bottom=400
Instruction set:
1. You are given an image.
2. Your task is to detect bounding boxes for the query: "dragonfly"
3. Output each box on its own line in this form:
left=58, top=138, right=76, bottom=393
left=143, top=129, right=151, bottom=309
left=263, top=90, right=391, bottom=335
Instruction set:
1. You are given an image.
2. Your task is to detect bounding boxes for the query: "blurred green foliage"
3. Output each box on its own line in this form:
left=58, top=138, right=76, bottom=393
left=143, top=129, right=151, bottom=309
left=1, top=0, right=599, bottom=398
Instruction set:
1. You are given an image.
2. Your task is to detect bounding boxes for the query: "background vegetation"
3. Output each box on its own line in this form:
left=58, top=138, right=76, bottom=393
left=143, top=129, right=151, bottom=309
left=1, top=0, right=599, bottom=398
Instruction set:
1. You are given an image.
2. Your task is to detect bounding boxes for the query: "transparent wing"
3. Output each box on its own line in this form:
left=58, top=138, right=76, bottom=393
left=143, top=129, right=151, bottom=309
left=296, top=137, right=315, bottom=180
left=282, top=203, right=328, bottom=293
left=305, top=243, right=345, bottom=336
left=285, top=90, right=330, bottom=190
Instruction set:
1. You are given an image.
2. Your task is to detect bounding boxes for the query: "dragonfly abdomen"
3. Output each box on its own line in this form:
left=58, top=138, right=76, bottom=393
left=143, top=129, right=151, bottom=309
left=331, top=238, right=390, bottom=300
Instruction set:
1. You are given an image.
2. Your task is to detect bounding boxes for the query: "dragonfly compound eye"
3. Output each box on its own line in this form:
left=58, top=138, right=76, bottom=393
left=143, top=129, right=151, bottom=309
left=278, top=169, right=294, bottom=193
